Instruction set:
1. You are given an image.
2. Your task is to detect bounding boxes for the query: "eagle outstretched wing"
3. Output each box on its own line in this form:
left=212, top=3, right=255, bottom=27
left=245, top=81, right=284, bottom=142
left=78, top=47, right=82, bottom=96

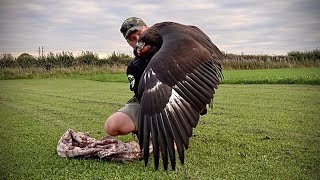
left=136, top=22, right=223, bottom=170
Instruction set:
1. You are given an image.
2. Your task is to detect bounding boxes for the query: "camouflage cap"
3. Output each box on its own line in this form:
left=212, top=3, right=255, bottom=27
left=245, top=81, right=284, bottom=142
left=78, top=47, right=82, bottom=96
left=120, top=17, right=146, bottom=39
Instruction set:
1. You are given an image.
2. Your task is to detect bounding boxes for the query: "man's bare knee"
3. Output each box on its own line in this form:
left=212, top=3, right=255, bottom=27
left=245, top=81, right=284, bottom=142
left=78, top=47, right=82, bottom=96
left=104, top=112, right=135, bottom=136
left=104, top=117, right=117, bottom=136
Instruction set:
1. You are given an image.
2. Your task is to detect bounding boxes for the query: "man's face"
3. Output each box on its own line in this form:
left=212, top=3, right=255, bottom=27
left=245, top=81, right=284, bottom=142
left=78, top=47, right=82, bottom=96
left=126, top=26, right=148, bottom=48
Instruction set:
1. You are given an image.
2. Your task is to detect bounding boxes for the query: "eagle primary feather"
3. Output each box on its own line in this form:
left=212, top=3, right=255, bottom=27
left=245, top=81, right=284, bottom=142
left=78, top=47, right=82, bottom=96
left=136, top=22, right=223, bottom=170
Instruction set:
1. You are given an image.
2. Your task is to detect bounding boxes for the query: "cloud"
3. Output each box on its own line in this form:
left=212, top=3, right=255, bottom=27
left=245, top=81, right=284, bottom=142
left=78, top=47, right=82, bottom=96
left=0, top=0, right=319, bottom=56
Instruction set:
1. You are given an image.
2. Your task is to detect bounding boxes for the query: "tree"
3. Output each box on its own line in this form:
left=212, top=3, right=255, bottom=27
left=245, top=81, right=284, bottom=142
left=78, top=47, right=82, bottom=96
left=16, top=53, right=36, bottom=68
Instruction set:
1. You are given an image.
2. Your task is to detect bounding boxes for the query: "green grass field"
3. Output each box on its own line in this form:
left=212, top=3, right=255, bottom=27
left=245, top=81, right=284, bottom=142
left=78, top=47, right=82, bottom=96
left=65, top=67, right=320, bottom=85
left=222, top=68, right=320, bottom=84
left=0, top=77, right=319, bottom=179
left=1, top=67, right=320, bottom=85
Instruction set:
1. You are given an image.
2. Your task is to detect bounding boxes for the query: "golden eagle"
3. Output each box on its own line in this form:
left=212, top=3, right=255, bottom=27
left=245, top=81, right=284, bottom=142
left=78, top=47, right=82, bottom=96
left=135, top=22, right=223, bottom=170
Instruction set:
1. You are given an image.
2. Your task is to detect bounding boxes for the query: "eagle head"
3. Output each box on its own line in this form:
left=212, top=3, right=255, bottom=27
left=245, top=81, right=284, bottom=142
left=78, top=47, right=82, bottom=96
left=134, top=28, right=163, bottom=60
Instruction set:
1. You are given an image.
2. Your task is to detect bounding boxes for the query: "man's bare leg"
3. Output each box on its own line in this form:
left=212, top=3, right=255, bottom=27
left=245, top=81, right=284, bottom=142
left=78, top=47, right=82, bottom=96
left=104, top=112, right=135, bottom=136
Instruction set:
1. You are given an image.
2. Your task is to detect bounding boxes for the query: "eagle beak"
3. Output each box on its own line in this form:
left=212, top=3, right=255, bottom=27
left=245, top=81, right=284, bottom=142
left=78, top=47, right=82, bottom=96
left=136, top=41, right=145, bottom=56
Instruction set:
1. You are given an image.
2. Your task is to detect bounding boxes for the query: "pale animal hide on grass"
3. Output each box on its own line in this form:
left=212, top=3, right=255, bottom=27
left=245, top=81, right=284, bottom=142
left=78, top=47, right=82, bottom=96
left=57, top=129, right=144, bottom=162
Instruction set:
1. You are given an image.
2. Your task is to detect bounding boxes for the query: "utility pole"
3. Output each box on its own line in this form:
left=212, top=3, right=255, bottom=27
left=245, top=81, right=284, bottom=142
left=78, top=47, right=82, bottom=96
left=41, top=46, right=44, bottom=57
left=38, top=46, right=45, bottom=57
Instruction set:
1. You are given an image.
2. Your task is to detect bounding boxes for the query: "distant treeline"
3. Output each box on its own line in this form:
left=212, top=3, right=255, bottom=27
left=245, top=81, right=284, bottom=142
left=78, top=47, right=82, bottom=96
left=0, top=49, right=319, bottom=70
left=0, top=51, right=132, bottom=70
left=222, top=49, right=320, bottom=69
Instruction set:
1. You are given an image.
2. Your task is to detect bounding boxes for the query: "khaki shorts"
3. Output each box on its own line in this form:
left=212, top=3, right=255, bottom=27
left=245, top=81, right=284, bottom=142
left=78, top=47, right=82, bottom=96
left=117, top=101, right=140, bottom=131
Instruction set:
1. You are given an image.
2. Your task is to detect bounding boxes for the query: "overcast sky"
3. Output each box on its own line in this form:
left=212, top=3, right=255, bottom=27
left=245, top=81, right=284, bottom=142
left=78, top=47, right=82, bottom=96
left=0, top=0, right=319, bottom=57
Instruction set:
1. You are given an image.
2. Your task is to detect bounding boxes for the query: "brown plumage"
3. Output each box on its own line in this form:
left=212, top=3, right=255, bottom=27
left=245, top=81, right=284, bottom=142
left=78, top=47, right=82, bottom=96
left=135, top=22, right=223, bottom=170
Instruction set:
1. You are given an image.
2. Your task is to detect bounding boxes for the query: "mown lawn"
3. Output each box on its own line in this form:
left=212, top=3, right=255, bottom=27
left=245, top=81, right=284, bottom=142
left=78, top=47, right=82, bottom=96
left=0, top=79, right=319, bottom=179
left=66, top=67, right=320, bottom=85
left=222, top=67, right=320, bottom=84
